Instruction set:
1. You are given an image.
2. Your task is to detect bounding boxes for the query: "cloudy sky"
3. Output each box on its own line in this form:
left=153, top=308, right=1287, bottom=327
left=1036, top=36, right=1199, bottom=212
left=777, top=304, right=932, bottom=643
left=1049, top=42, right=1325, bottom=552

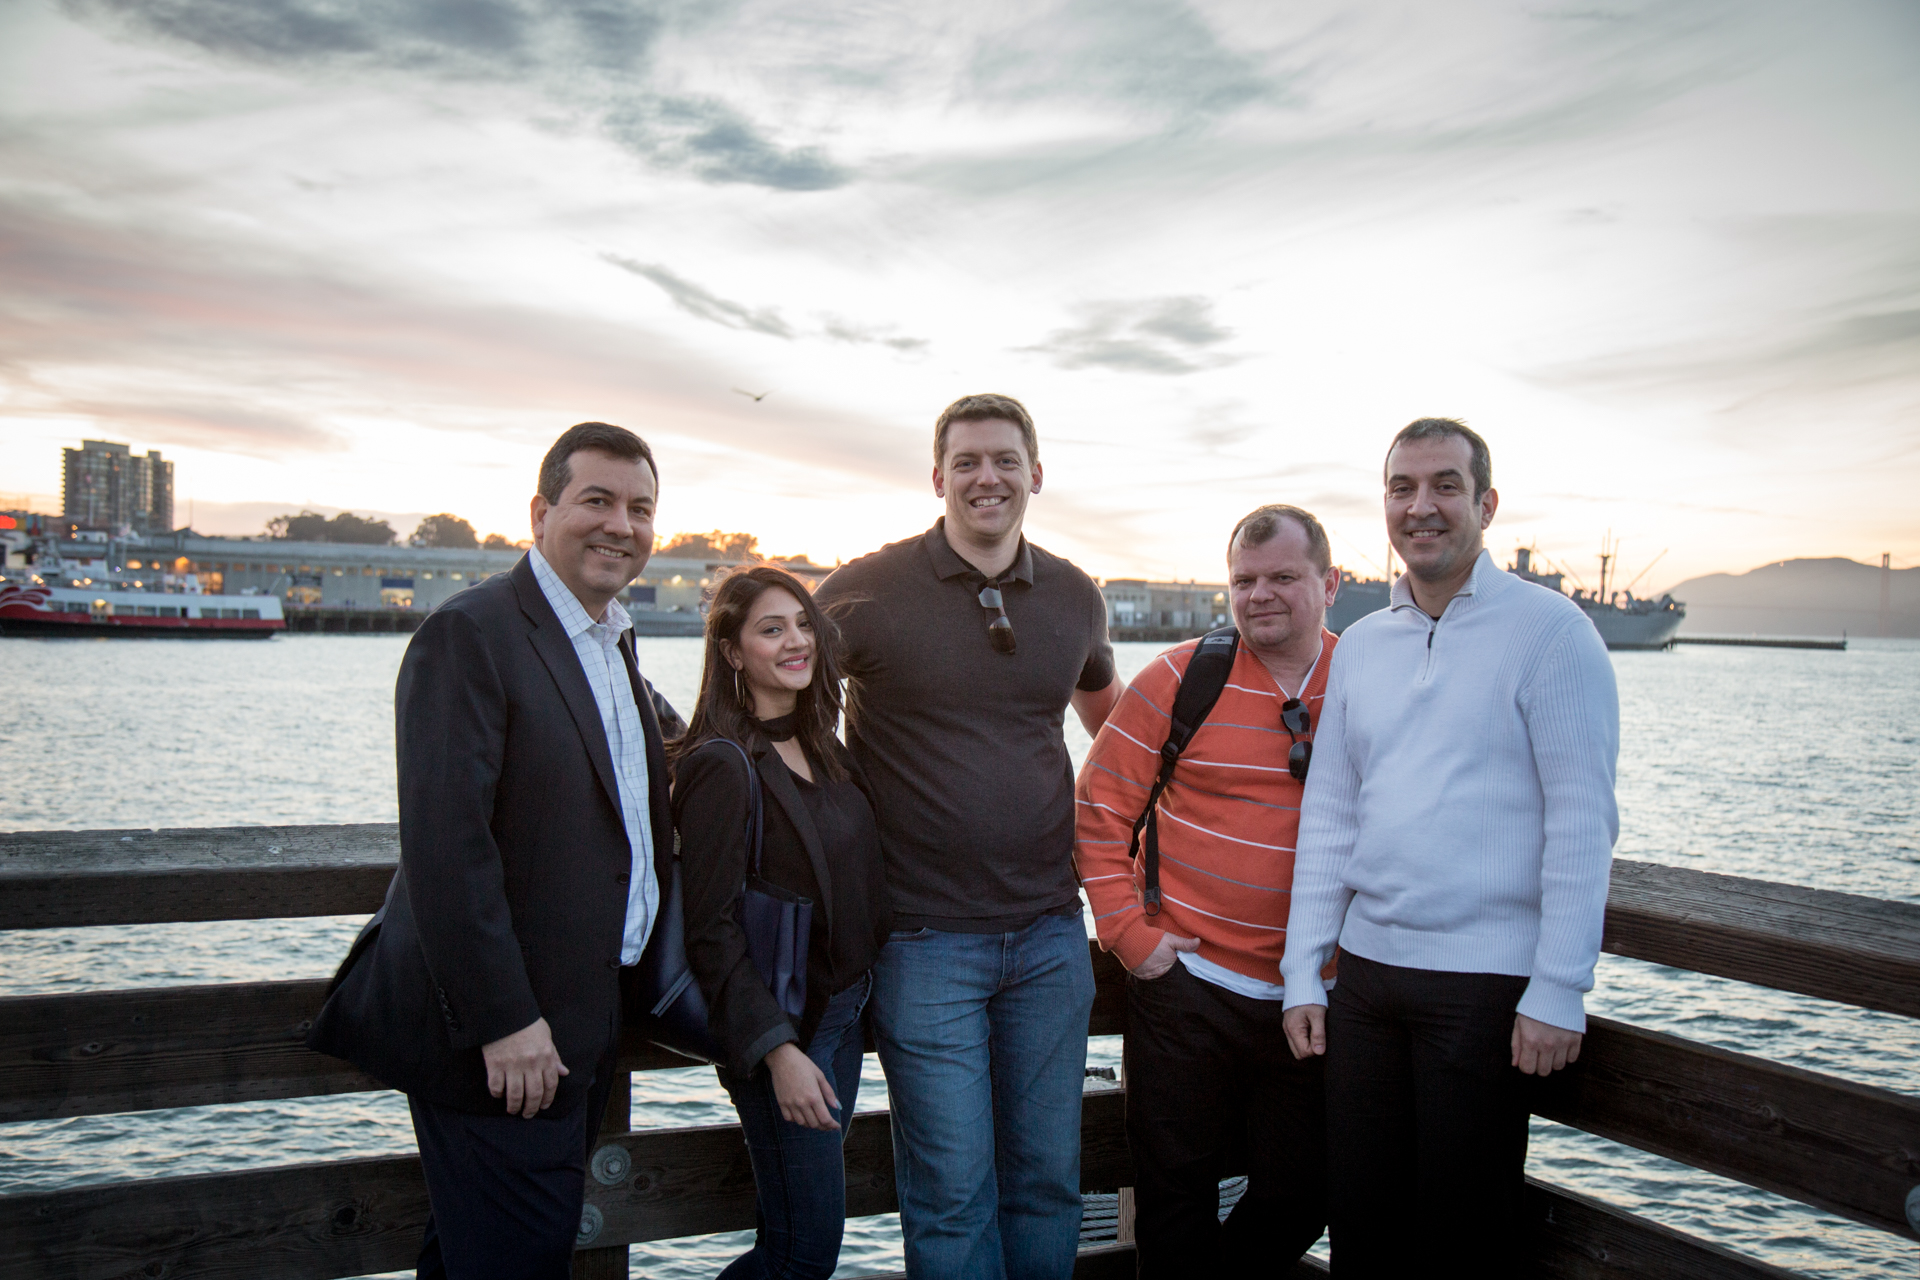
left=2, top=0, right=1915, bottom=588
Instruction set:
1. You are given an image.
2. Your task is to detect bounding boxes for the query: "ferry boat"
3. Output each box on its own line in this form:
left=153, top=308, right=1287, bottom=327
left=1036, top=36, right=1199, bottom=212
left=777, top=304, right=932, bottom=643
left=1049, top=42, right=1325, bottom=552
left=0, top=575, right=284, bottom=639
left=1327, top=547, right=1686, bottom=650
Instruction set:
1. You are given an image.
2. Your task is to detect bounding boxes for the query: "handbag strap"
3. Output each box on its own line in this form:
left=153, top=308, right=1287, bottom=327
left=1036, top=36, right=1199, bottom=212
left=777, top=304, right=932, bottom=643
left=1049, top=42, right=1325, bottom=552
left=710, top=738, right=766, bottom=878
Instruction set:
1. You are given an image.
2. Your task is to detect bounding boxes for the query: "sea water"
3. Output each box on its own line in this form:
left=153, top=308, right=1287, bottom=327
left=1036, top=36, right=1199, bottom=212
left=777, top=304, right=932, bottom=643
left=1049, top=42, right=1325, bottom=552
left=2, top=635, right=1916, bottom=1277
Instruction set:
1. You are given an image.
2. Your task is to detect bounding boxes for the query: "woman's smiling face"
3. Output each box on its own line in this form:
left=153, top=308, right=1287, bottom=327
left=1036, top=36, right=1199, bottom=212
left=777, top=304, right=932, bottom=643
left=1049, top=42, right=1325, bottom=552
left=729, top=585, right=815, bottom=714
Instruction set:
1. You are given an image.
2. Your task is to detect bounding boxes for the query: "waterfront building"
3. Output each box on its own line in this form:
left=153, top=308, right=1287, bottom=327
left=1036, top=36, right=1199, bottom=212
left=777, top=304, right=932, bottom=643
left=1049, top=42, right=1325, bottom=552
left=1099, top=579, right=1230, bottom=634
left=36, top=530, right=826, bottom=618
left=61, top=441, right=173, bottom=534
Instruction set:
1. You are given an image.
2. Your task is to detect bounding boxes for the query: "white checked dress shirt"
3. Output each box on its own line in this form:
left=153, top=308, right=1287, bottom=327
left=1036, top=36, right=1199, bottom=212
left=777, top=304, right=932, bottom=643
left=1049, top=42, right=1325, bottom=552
left=529, top=548, right=658, bottom=965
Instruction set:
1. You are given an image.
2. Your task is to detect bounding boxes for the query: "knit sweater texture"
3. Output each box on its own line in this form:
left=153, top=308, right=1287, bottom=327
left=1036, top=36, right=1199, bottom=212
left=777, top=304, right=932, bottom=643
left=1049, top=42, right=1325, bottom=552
left=1277, top=551, right=1619, bottom=1031
left=1074, top=631, right=1336, bottom=983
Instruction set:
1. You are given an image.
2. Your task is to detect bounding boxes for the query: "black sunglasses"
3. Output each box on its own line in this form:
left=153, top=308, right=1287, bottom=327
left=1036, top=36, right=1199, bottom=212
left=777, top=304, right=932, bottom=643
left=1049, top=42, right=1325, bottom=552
left=1281, top=698, right=1312, bottom=781
left=978, top=584, right=1016, bottom=654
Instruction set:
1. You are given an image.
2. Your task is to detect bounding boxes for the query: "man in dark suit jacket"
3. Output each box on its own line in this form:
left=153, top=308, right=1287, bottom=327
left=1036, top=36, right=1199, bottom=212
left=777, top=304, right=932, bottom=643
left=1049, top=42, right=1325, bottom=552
left=309, top=421, right=677, bottom=1279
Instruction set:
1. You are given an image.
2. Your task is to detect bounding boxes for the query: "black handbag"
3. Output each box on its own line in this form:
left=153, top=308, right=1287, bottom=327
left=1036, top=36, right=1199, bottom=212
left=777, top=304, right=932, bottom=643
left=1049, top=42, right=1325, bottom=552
left=632, top=738, right=813, bottom=1062
left=630, top=836, right=719, bottom=1063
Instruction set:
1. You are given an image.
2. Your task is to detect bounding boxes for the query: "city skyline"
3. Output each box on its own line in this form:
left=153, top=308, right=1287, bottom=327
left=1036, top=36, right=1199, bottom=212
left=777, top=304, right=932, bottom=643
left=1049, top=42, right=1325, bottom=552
left=3, top=1, right=1916, bottom=591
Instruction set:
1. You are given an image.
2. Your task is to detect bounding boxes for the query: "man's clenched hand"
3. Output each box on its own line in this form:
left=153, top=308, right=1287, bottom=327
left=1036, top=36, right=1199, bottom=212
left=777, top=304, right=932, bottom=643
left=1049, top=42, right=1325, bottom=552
left=1283, top=1005, right=1326, bottom=1060
left=1511, top=1013, right=1581, bottom=1077
left=483, top=1017, right=569, bottom=1118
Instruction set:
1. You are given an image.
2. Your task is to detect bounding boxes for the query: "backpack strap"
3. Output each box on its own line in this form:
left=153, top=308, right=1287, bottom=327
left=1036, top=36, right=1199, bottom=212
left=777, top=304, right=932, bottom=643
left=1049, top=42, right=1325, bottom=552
left=1129, top=626, right=1239, bottom=916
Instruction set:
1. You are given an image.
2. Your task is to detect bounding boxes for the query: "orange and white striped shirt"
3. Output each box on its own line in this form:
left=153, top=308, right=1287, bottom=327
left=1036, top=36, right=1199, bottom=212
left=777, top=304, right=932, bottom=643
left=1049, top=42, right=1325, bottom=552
left=1074, top=631, right=1336, bottom=988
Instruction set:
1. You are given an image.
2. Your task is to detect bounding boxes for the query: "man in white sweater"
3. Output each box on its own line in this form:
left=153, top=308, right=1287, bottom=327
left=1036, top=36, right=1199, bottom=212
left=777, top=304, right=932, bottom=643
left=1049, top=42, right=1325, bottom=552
left=1279, top=418, right=1619, bottom=1278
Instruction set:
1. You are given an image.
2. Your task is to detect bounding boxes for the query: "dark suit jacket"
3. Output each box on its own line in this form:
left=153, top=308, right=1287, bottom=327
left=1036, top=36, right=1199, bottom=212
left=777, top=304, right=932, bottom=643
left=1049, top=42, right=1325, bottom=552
left=307, top=556, right=674, bottom=1115
left=674, top=736, right=891, bottom=1077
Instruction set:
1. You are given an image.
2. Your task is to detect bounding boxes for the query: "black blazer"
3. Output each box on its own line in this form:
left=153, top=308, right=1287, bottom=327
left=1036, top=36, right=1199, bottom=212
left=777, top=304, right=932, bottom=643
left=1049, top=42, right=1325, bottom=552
left=674, top=735, right=891, bottom=1077
left=307, top=556, right=674, bottom=1115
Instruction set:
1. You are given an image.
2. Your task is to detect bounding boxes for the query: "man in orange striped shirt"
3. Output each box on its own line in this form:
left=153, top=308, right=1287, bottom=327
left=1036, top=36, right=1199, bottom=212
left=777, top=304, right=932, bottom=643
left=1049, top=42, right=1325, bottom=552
left=1074, top=504, right=1340, bottom=1276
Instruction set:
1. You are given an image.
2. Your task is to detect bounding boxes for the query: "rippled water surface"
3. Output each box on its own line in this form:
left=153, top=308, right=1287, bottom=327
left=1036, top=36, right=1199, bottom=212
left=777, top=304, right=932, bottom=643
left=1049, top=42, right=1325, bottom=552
left=2, top=634, right=1916, bottom=1277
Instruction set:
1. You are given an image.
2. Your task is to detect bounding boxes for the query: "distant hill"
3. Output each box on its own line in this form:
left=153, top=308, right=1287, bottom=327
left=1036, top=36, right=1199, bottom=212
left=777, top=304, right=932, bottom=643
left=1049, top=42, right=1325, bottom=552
left=1664, top=558, right=1919, bottom=639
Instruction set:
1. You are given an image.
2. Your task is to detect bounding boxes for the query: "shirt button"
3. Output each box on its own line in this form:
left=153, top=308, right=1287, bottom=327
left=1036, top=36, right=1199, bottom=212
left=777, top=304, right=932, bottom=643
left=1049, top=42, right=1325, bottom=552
left=606, top=959, right=621, bottom=970
left=617, top=873, right=630, bottom=885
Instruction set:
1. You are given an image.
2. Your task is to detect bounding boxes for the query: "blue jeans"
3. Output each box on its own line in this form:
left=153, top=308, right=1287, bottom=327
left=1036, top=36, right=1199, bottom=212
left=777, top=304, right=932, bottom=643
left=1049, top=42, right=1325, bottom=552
left=871, top=912, right=1096, bottom=1280
left=715, top=973, right=872, bottom=1280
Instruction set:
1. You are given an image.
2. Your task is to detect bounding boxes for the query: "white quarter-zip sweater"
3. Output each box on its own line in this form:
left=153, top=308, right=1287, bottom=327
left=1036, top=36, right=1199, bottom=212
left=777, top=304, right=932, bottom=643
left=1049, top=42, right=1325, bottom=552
left=1278, top=550, right=1619, bottom=1031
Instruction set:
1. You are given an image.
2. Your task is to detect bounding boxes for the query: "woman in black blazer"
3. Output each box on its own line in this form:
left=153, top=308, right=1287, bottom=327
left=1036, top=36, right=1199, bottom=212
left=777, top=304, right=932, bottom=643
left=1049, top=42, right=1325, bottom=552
left=670, top=564, right=890, bottom=1280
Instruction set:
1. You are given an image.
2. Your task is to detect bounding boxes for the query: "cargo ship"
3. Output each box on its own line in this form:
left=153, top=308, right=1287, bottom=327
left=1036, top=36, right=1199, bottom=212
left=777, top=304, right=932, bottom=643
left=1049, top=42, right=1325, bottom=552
left=1327, top=547, right=1685, bottom=650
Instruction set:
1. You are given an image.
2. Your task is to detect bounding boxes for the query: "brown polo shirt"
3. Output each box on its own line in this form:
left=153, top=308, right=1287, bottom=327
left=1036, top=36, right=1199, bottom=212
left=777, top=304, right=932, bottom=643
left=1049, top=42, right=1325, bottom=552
left=817, top=519, right=1116, bottom=932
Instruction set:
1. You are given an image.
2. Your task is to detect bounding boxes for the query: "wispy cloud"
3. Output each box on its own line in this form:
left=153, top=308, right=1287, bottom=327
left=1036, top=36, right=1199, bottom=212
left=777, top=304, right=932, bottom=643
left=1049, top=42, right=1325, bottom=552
left=1023, top=297, right=1235, bottom=375
left=67, top=0, right=852, bottom=192
left=604, top=97, right=851, bottom=191
left=602, top=256, right=795, bottom=338
left=820, top=316, right=927, bottom=353
left=967, top=0, right=1279, bottom=123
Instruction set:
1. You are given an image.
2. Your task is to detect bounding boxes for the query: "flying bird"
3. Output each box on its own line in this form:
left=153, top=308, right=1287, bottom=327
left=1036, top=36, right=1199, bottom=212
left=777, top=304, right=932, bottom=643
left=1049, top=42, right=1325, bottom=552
left=733, top=388, right=769, bottom=402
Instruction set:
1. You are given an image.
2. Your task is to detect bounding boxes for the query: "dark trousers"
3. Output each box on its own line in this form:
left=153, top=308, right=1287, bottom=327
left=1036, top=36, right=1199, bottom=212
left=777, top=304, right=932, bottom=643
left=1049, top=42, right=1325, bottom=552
left=411, top=1042, right=619, bottom=1280
left=1123, top=961, right=1327, bottom=1278
left=1324, top=951, right=1532, bottom=1279
left=715, top=972, right=872, bottom=1280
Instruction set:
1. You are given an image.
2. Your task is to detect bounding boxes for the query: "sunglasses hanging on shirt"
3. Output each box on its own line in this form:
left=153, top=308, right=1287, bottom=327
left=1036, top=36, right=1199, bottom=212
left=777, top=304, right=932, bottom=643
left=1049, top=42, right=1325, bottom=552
left=1281, top=698, right=1312, bottom=781
left=978, top=583, right=1016, bottom=654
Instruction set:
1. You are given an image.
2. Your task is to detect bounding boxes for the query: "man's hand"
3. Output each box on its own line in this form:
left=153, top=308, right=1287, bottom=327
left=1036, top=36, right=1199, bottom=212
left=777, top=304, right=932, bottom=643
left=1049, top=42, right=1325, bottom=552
left=483, top=1017, right=569, bottom=1118
left=1283, top=1005, right=1326, bottom=1060
left=1511, top=1013, right=1582, bottom=1076
left=766, top=1042, right=842, bottom=1131
left=1129, top=930, right=1200, bottom=980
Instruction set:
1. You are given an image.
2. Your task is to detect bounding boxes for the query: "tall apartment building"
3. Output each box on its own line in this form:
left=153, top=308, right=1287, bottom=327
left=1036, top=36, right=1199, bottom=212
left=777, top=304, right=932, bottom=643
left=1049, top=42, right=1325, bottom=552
left=61, top=440, right=174, bottom=534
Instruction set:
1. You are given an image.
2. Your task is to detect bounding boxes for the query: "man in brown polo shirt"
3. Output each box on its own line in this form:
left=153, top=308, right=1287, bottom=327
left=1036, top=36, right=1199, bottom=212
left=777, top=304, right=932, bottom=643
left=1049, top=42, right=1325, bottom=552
left=816, top=393, right=1119, bottom=1279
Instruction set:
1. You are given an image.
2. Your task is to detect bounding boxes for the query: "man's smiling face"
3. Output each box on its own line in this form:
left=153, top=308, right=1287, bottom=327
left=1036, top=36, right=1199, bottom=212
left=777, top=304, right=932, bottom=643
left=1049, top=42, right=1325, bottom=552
left=933, top=417, right=1041, bottom=548
left=531, top=447, right=656, bottom=617
left=1384, top=433, right=1496, bottom=586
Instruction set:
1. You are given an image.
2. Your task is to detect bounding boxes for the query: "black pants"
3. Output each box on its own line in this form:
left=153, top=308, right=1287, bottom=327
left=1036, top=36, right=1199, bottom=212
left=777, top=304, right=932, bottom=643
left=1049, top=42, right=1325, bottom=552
left=1123, top=961, right=1327, bottom=1278
left=1325, top=951, right=1533, bottom=1279
left=411, top=1042, right=620, bottom=1280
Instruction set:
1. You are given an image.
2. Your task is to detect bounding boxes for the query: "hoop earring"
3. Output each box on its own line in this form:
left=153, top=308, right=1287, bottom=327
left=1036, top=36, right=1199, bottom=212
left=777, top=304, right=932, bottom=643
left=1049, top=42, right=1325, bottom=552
left=733, top=666, right=747, bottom=708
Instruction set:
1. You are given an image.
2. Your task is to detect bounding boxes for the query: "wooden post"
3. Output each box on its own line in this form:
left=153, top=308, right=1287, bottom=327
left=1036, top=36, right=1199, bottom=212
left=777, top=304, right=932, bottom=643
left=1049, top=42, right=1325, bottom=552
left=573, top=1072, right=633, bottom=1279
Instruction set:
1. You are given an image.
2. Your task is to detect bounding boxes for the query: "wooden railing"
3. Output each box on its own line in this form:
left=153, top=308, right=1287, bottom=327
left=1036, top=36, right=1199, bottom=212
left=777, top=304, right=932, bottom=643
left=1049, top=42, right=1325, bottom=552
left=3, top=826, right=1918, bottom=1279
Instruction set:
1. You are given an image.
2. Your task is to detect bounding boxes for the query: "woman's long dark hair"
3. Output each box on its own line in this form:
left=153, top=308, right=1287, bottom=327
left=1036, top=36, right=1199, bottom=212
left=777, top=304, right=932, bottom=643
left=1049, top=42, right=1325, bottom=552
left=668, top=565, right=848, bottom=784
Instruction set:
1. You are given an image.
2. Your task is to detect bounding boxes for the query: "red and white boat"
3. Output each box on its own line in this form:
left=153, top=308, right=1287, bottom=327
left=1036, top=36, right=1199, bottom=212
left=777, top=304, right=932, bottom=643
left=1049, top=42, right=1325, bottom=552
left=0, top=579, right=284, bottom=638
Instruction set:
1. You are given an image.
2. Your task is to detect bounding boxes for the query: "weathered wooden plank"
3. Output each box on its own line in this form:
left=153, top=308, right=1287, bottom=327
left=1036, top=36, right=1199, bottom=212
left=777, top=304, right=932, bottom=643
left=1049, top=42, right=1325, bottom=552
left=0, top=1091, right=1125, bottom=1280
left=0, top=944, right=1127, bottom=1124
left=0, top=1153, right=429, bottom=1280
left=1606, top=859, right=1920, bottom=1019
left=584, top=1088, right=1129, bottom=1245
left=1537, top=1016, right=1920, bottom=1241
left=1525, top=1177, right=1798, bottom=1279
left=0, top=1116, right=1793, bottom=1280
left=0, top=825, right=395, bottom=929
left=864, top=1246, right=1325, bottom=1279
left=0, top=981, right=379, bottom=1123
left=11, top=832, right=1918, bottom=1027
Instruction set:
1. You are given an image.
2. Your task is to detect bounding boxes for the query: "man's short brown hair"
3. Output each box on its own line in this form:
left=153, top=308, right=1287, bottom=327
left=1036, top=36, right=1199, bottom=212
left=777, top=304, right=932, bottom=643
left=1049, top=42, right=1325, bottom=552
left=933, top=394, right=1039, bottom=468
left=538, top=422, right=657, bottom=503
left=1384, top=417, right=1491, bottom=500
left=1228, top=504, right=1331, bottom=573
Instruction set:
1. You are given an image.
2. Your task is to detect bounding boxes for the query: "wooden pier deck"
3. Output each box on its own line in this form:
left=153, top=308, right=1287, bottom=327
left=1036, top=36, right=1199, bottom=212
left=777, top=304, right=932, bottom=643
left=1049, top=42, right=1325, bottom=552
left=2, top=826, right=1917, bottom=1278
